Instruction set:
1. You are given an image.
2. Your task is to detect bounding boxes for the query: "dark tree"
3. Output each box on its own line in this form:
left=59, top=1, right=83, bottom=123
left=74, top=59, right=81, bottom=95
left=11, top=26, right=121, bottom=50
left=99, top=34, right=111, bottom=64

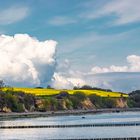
left=80, top=85, right=93, bottom=90
left=0, top=80, right=5, bottom=89
left=0, top=80, right=5, bottom=88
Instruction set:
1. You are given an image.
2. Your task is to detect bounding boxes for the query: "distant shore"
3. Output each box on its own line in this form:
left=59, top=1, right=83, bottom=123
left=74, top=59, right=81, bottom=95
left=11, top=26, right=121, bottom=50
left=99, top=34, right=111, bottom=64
left=0, top=108, right=140, bottom=120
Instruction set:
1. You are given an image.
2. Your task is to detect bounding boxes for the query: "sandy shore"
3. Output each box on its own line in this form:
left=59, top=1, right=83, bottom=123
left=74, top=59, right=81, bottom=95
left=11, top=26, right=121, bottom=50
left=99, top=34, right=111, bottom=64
left=0, top=108, right=140, bottom=120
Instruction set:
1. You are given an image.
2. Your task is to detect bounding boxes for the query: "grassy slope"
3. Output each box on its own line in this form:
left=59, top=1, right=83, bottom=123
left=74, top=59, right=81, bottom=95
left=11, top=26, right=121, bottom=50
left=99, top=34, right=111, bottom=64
left=3, top=87, right=128, bottom=97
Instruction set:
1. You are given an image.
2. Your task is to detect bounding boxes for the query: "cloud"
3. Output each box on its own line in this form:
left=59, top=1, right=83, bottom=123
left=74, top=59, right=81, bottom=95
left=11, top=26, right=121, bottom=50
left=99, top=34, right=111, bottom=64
left=52, top=72, right=86, bottom=89
left=81, top=0, right=140, bottom=25
left=51, top=55, right=140, bottom=92
left=51, top=58, right=86, bottom=89
left=85, top=72, right=140, bottom=93
left=91, top=55, right=140, bottom=74
left=56, top=59, right=71, bottom=72
left=91, top=66, right=128, bottom=74
left=48, top=16, right=77, bottom=26
left=52, top=71, right=140, bottom=92
left=0, top=34, right=57, bottom=87
left=0, top=5, right=29, bottom=25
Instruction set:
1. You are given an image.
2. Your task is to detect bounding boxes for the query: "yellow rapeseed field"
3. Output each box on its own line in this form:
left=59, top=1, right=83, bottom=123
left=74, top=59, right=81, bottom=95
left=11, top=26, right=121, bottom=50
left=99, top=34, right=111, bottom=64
left=3, top=87, right=128, bottom=97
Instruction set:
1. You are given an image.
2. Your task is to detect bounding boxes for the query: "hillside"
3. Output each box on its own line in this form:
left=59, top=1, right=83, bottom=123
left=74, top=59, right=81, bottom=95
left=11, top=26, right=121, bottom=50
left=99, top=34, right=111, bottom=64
left=3, top=87, right=128, bottom=97
left=1, top=88, right=140, bottom=113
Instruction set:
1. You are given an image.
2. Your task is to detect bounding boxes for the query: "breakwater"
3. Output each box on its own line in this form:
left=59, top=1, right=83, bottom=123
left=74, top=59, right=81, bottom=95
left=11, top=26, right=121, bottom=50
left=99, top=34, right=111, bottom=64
left=0, top=112, right=140, bottom=139
left=49, top=138, right=140, bottom=140
left=1, top=121, right=140, bottom=129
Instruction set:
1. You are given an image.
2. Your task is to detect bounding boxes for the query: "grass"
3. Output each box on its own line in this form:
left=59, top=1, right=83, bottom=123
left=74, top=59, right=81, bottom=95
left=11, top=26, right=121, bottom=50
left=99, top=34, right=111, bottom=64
left=3, top=87, right=128, bottom=98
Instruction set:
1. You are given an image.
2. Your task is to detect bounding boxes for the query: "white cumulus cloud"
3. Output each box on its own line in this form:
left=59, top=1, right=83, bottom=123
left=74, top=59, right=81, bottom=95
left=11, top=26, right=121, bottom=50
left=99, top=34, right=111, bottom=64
left=91, top=55, right=140, bottom=74
left=0, top=34, right=57, bottom=87
left=52, top=72, right=86, bottom=89
left=52, top=54, right=140, bottom=92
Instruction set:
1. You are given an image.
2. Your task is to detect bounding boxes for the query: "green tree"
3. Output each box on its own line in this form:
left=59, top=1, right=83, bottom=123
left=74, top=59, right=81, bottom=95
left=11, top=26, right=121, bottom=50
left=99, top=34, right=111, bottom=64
left=102, top=97, right=116, bottom=108
left=73, top=91, right=86, bottom=101
left=0, top=80, right=5, bottom=89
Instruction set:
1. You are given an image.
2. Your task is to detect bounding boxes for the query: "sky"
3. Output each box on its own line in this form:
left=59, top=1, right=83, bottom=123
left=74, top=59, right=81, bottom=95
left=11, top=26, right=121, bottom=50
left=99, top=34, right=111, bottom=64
left=0, top=0, right=140, bottom=92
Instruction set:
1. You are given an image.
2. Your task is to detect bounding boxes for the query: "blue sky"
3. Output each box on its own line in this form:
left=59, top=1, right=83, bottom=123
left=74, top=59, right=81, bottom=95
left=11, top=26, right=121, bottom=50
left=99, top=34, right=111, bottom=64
left=0, top=0, right=140, bottom=92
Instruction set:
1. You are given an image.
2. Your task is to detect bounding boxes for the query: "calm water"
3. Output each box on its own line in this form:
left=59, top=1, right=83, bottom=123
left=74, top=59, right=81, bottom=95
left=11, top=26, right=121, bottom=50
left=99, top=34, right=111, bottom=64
left=0, top=112, right=140, bottom=139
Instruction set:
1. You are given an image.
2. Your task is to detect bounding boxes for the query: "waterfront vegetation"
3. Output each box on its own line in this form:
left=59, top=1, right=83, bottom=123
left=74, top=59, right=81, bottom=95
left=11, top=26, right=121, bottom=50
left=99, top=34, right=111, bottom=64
left=0, top=90, right=36, bottom=112
left=0, top=84, right=140, bottom=112
left=0, top=81, right=139, bottom=112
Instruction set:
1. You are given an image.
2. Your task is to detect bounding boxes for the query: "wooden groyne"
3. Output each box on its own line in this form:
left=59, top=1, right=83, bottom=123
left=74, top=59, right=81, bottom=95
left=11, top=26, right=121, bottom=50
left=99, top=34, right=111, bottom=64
left=48, top=138, right=140, bottom=140
left=0, top=121, right=140, bottom=129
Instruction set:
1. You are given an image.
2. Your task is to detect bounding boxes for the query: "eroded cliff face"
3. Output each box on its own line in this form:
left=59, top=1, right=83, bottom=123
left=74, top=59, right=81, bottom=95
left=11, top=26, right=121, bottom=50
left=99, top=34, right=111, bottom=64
left=35, top=97, right=128, bottom=112
left=1, top=97, right=128, bottom=113
left=81, top=98, right=128, bottom=109
left=116, top=98, right=128, bottom=108
left=81, top=98, right=95, bottom=109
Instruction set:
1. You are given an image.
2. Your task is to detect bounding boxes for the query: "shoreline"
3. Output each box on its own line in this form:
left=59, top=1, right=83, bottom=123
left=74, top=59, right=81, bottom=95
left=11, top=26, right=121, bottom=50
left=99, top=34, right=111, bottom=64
left=0, top=108, right=140, bottom=120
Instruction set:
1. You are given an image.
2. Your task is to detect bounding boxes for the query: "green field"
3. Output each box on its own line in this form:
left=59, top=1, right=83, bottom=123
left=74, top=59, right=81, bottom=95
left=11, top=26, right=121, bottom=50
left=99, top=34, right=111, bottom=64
left=3, top=87, right=128, bottom=97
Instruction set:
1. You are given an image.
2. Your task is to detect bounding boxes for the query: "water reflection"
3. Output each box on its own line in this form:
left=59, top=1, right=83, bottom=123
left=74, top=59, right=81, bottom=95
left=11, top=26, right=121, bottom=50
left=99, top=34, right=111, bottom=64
left=0, top=112, right=140, bottom=139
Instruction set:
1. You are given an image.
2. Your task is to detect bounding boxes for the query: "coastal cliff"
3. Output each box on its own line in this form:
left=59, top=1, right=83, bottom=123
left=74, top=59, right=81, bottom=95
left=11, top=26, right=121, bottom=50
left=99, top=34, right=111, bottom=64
left=0, top=89, right=139, bottom=113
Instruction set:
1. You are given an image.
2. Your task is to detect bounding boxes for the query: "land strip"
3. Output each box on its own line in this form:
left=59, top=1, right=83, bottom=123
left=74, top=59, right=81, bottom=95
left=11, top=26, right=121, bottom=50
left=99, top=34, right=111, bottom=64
left=0, top=108, right=140, bottom=120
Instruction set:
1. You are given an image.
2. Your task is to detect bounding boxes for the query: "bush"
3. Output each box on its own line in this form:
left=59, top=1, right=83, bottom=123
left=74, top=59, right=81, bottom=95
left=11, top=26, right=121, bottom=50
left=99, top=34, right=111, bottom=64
left=73, top=91, right=86, bottom=101
left=56, top=91, right=69, bottom=99
left=5, top=94, right=19, bottom=112
left=23, top=94, right=36, bottom=110
left=88, top=94, right=102, bottom=108
left=101, top=97, right=116, bottom=108
left=128, top=92, right=140, bottom=107
left=69, top=96, right=80, bottom=109
left=0, top=90, right=36, bottom=112
left=80, top=85, right=93, bottom=90
left=49, top=98, right=59, bottom=110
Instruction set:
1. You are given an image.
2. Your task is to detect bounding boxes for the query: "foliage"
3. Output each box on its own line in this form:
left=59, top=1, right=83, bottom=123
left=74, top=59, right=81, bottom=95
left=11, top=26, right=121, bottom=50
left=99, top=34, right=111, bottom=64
left=69, top=96, right=81, bottom=109
left=88, top=94, right=103, bottom=108
left=67, top=91, right=86, bottom=109
left=0, top=90, right=36, bottom=112
left=56, top=91, right=69, bottom=99
left=0, top=80, right=5, bottom=89
left=89, top=94, right=116, bottom=108
left=73, top=91, right=86, bottom=101
left=101, top=97, right=116, bottom=108
left=128, top=90, right=140, bottom=107
left=74, top=85, right=112, bottom=92
left=0, top=86, right=132, bottom=113
left=78, top=85, right=93, bottom=90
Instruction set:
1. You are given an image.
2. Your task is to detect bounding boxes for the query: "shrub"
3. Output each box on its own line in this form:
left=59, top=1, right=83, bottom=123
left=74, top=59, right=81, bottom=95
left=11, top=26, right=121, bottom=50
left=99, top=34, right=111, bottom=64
left=88, top=94, right=102, bottom=108
left=101, top=97, right=116, bottom=108
left=128, top=92, right=140, bottom=107
left=56, top=91, right=69, bottom=99
left=69, top=96, right=80, bottom=109
left=0, top=90, right=36, bottom=112
left=73, top=91, right=86, bottom=101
